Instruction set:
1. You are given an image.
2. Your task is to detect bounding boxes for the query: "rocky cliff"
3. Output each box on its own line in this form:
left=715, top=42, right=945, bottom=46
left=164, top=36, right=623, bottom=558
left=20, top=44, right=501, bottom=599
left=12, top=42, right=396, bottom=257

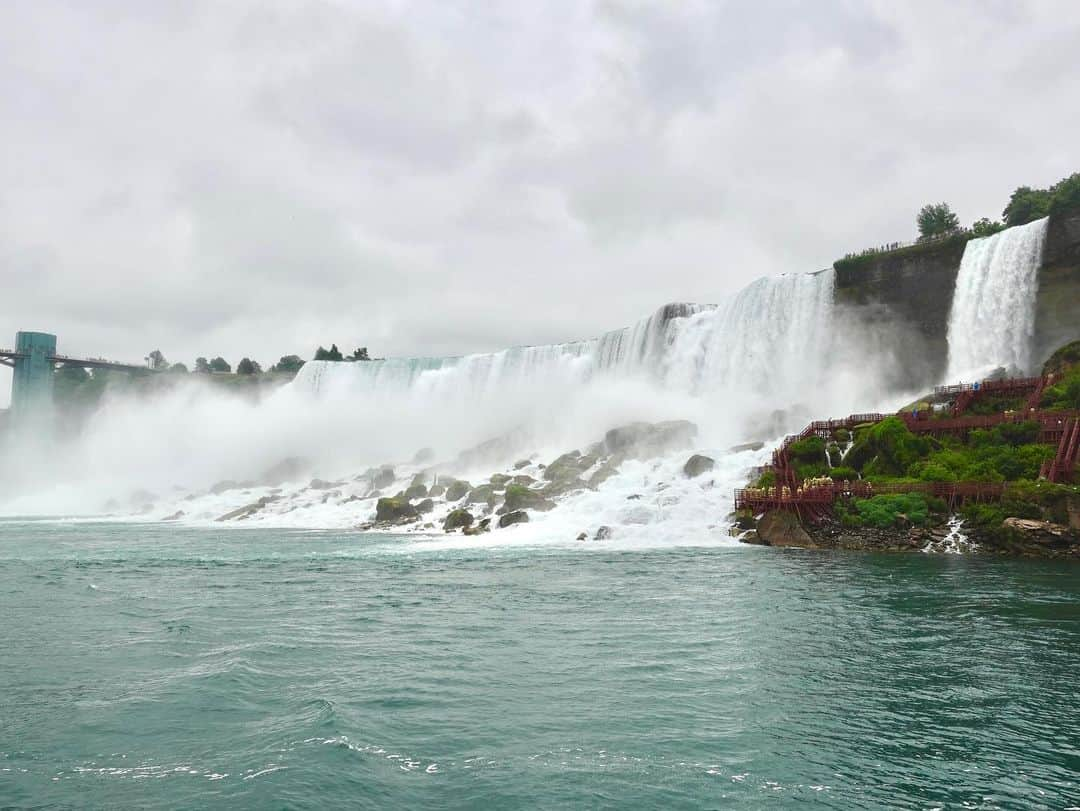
left=832, top=209, right=1080, bottom=390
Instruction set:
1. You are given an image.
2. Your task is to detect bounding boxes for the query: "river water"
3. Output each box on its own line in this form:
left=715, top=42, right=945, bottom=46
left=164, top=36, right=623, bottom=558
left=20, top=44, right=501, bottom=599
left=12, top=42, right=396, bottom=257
left=2, top=522, right=1079, bottom=809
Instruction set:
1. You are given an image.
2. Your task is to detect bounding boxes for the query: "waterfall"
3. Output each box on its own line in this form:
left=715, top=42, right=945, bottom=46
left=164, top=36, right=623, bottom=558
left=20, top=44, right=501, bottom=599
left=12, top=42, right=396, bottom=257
left=293, top=272, right=837, bottom=407
left=945, top=218, right=1048, bottom=382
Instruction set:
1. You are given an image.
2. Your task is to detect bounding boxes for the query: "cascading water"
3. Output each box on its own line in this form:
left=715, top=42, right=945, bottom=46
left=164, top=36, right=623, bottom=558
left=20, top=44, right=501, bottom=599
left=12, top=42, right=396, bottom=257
left=945, top=217, right=1048, bottom=382
left=295, top=270, right=837, bottom=410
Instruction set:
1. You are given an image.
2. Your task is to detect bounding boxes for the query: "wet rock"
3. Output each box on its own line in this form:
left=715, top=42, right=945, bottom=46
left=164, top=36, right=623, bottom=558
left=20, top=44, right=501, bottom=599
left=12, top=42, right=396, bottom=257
left=404, top=483, right=428, bottom=500
left=443, top=508, right=474, bottom=531
left=428, top=483, right=447, bottom=498
left=162, top=510, right=185, bottom=521
left=683, top=454, right=715, bottom=478
left=728, top=441, right=765, bottom=453
left=576, top=532, right=588, bottom=541
left=375, top=497, right=418, bottom=523
left=1002, top=518, right=1075, bottom=543
left=626, top=494, right=642, bottom=500
left=513, top=459, right=531, bottom=470
left=511, top=474, right=535, bottom=486
left=602, top=420, right=697, bottom=459
left=594, top=525, right=613, bottom=540
left=371, top=466, right=396, bottom=490
left=444, top=479, right=471, bottom=502
left=465, top=485, right=497, bottom=506
left=309, top=478, right=338, bottom=491
left=756, top=511, right=812, bottom=547
left=502, top=484, right=555, bottom=513
left=543, top=451, right=585, bottom=482
left=415, top=498, right=435, bottom=514
left=499, top=510, right=529, bottom=528
left=588, top=456, right=624, bottom=488
left=489, top=473, right=511, bottom=489
left=216, top=495, right=278, bottom=522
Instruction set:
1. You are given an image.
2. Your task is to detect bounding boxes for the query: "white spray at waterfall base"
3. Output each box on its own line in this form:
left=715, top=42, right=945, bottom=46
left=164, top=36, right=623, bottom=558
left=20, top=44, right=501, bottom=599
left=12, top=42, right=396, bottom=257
left=0, top=268, right=925, bottom=541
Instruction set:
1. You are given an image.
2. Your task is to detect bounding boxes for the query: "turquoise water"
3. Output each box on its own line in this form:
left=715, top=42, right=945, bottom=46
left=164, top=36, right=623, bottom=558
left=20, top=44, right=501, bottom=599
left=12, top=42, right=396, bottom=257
left=2, top=523, right=1079, bottom=809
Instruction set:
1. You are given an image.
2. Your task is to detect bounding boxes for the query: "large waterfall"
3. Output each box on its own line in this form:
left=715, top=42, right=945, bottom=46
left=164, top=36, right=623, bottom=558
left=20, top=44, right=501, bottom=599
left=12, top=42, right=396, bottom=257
left=945, top=218, right=1048, bottom=381
left=295, top=270, right=836, bottom=409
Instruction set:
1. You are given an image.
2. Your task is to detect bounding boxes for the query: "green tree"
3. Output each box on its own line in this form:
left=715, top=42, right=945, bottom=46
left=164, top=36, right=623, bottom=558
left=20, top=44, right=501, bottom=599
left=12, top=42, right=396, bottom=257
left=1002, top=185, right=1051, bottom=226
left=916, top=202, right=960, bottom=241
left=350, top=347, right=370, bottom=361
left=146, top=349, right=168, bottom=370
left=209, top=357, right=231, bottom=373
left=970, top=217, right=1004, bottom=238
left=236, top=357, right=261, bottom=375
left=1048, top=172, right=1080, bottom=215
left=195, top=357, right=211, bottom=374
left=314, top=344, right=343, bottom=361
left=273, top=355, right=305, bottom=374
left=168, top=362, right=189, bottom=374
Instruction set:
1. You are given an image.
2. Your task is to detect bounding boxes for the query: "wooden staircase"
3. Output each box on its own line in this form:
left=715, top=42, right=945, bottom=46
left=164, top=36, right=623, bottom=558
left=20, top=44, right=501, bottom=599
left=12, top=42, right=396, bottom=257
left=1041, top=417, right=1080, bottom=483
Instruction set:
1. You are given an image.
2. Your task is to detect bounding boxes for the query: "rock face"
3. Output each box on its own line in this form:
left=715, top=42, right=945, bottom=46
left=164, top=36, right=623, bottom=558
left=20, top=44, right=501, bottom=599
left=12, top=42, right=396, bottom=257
left=756, top=511, right=813, bottom=547
left=375, top=497, right=418, bottom=523
left=594, top=525, right=613, bottom=540
left=1002, top=518, right=1074, bottom=543
left=443, top=508, right=474, bottom=531
left=444, top=479, right=470, bottom=502
left=683, top=454, right=715, bottom=478
left=216, top=496, right=277, bottom=522
left=498, top=510, right=529, bottom=528
left=502, top=484, right=555, bottom=513
left=603, top=420, right=697, bottom=458
left=404, top=483, right=428, bottom=500
left=1033, top=208, right=1080, bottom=368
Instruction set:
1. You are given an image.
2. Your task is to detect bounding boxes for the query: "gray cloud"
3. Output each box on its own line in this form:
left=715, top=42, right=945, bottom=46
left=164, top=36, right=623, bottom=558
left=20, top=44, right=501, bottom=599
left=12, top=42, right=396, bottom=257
left=2, top=0, right=1079, bottom=403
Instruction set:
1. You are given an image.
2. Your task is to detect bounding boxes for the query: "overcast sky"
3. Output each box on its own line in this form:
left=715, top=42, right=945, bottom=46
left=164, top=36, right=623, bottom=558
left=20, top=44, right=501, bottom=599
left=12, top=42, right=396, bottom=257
left=2, top=0, right=1078, bottom=403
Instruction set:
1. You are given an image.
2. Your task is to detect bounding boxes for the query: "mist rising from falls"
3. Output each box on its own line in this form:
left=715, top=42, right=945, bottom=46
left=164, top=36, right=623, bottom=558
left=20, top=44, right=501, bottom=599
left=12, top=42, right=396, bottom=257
left=945, top=217, right=1048, bottom=381
left=1, top=266, right=905, bottom=529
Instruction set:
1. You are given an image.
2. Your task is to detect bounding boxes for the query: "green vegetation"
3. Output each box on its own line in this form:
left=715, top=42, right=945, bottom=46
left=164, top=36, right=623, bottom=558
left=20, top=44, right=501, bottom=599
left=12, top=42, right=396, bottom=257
left=1043, top=340, right=1080, bottom=377
left=314, top=344, right=343, bottom=361
left=841, top=416, right=1054, bottom=485
left=970, top=217, right=1005, bottom=238
left=787, top=435, right=829, bottom=479
left=1040, top=362, right=1080, bottom=411
left=209, top=357, right=231, bottom=373
left=833, top=231, right=971, bottom=275
left=835, top=169, right=1079, bottom=272
left=916, top=202, right=960, bottom=241
left=236, top=357, right=261, bottom=375
left=835, top=493, right=934, bottom=529
left=1003, top=172, right=1080, bottom=225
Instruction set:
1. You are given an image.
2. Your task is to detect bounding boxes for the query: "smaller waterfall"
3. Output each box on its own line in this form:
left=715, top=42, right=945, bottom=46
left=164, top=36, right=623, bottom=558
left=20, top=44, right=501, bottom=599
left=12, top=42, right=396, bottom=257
left=945, top=218, right=1048, bottom=382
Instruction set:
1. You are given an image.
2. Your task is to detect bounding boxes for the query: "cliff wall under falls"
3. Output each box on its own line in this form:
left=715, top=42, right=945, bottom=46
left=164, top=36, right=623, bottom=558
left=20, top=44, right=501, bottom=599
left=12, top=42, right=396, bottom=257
left=834, top=209, right=1080, bottom=390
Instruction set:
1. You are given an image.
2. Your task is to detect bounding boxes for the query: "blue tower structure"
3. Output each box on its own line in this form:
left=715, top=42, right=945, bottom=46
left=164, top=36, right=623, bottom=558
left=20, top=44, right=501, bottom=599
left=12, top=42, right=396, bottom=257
left=11, top=331, right=57, bottom=421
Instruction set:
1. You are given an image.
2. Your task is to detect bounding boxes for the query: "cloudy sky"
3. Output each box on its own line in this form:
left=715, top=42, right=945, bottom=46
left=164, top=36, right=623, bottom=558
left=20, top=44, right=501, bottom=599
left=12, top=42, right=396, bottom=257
left=1, top=0, right=1078, bottom=402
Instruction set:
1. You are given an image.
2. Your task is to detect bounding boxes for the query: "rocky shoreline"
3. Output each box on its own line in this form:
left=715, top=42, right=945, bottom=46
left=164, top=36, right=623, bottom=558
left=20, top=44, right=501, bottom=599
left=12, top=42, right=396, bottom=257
left=742, top=509, right=1080, bottom=559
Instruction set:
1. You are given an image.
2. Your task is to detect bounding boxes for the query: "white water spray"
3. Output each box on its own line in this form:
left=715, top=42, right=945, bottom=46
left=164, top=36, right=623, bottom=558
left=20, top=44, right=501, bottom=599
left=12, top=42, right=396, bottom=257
left=945, top=218, right=1048, bottom=382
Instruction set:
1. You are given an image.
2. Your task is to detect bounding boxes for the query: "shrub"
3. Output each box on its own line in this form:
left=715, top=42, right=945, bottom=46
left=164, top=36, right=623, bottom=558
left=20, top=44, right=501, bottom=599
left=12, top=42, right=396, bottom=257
left=917, top=203, right=961, bottom=241
left=827, top=466, right=859, bottom=481
left=852, top=493, right=931, bottom=528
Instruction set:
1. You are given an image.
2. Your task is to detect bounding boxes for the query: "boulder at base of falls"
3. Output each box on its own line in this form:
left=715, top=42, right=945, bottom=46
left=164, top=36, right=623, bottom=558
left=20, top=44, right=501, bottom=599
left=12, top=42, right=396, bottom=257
left=513, top=459, right=531, bottom=470
left=603, top=420, right=697, bottom=459
left=499, top=510, right=529, bottom=528
left=756, top=511, right=812, bottom=547
left=1002, top=518, right=1075, bottom=544
left=443, top=508, right=474, bottom=531
left=216, top=496, right=278, bottom=522
left=465, top=485, right=497, bottom=507
left=501, top=484, right=555, bottom=513
left=375, top=497, right=418, bottom=523
left=576, top=532, right=588, bottom=541
left=444, top=479, right=471, bottom=502
left=683, top=454, right=715, bottom=478
left=594, top=526, right=613, bottom=540
left=415, top=498, right=435, bottom=514
left=489, top=473, right=511, bottom=488
left=309, top=478, right=339, bottom=490
left=428, top=483, right=446, bottom=498
left=404, top=483, right=428, bottom=500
